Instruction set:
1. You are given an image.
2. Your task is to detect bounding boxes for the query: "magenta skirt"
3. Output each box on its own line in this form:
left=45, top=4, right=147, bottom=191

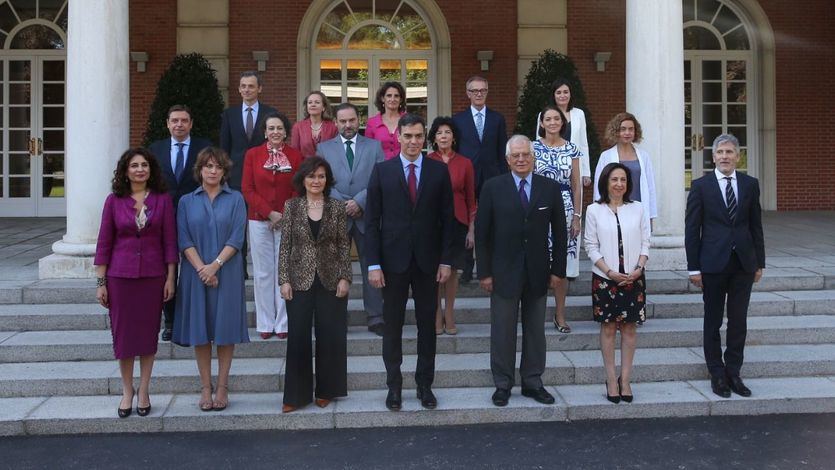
left=108, top=276, right=164, bottom=359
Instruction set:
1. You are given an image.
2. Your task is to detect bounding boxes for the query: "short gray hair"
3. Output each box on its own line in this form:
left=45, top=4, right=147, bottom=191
left=505, top=134, right=534, bottom=156
left=712, top=133, right=739, bottom=152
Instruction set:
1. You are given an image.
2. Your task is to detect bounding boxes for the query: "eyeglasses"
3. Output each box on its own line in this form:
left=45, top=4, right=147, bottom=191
left=508, top=152, right=532, bottom=160
left=467, top=88, right=488, bottom=95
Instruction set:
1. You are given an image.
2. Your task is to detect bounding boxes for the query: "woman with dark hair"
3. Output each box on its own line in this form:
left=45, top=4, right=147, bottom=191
left=365, top=81, right=407, bottom=159
left=279, top=157, right=352, bottom=412
left=241, top=111, right=302, bottom=340
left=536, top=78, right=592, bottom=187
left=94, top=147, right=178, bottom=418
left=427, top=116, right=476, bottom=335
left=593, top=112, right=657, bottom=230
left=174, top=147, right=249, bottom=412
left=291, top=91, right=338, bottom=158
left=533, top=105, right=582, bottom=333
left=584, top=162, right=650, bottom=403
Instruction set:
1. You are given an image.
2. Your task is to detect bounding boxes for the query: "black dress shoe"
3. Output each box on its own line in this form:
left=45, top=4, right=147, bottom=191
left=368, top=324, right=385, bottom=337
left=385, top=388, right=402, bottom=411
left=726, top=375, right=752, bottom=397
left=492, top=388, right=510, bottom=407
left=605, top=381, right=620, bottom=404
left=416, top=386, right=437, bottom=409
left=137, top=404, right=151, bottom=417
left=161, top=328, right=173, bottom=342
left=711, top=376, right=732, bottom=398
left=521, top=387, right=555, bottom=405
left=618, top=376, right=633, bottom=403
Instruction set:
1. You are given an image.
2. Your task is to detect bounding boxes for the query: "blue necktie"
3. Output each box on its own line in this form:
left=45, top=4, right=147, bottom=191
left=475, top=112, right=484, bottom=142
left=174, top=143, right=185, bottom=182
left=519, top=178, right=529, bottom=211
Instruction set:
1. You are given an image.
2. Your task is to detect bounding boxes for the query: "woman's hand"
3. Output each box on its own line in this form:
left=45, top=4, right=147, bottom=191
left=607, top=270, right=630, bottom=285
left=465, top=229, right=475, bottom=250
left=624, top=267, right=644, bottom=285
left=96, top=286, right=109, bottom=308
left=583, top=176, right=592, bottom=187
left=336, top=279, right=350, bottom=298
left=570, top=216, right=581, bottom=239
left=268, top=211, right=283, bottom=231
left=197, top=262, right=219, bottom=284
left=163, top=278, right=175, bottom=302
left=280, top=283, right=293, bottom=301
left=206, top=275, right=218, bottom=288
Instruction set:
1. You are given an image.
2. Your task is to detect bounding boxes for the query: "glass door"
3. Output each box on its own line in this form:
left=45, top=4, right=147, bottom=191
left=0, top=54, right=65, bottom=216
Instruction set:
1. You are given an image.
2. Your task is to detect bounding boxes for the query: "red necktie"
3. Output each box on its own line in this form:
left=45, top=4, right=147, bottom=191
left=408, top=163, right=417, bottom=205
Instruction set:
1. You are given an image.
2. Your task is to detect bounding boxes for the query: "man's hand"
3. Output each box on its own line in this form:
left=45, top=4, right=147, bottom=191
left=436, top=265, right=451, bottom=284
left=345, top=200, right=361, bottom=218
left=754, top=269, right=763, bottom=283
left=479, top=276, right=493, bottom=294
left=369, top=269, right=385, bottom=289
left=689, top=274, right=703, bottom=289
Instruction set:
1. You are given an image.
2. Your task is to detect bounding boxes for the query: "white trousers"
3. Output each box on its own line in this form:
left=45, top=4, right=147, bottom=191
left=249, top=220, right=287, bottom=333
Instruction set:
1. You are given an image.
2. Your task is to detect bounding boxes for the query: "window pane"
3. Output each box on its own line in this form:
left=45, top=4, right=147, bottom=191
left=406, top=59, right=428, bottom=82
left=42, top=130, right=64, bottom=151
left=683, top=0, right=695, bottom=22
left=684, top=26, right=720, bottom=50
left=43, top=153, right=64, bottom=174
left=713, top=5, right=742, bottom=35
left=9, top=130, right=30, bottom=151
left=702, top=104, right=722, bottom=125
left=43, top=176, right=64, bottom=197
left=703, top=127, right=722, bottom=151
left=42, top=60, right=65, bottom=81
left=727, top=105, right=746, bottom=125
left=728, top=127, right=746, bottom=146
left=685, top=127, right=692, bottom=147
left=737, top=149, right=748, bottom=171
left=379, top=59, right=401, bottom=83
left=697, top=0, right=722, bottom=22
left=348, top=25, right=399, bottom=50
left=727, top=82, right=746, bottom=103
left=39, top=0, right=67, bottom=21
left=9, top=61, right=31, bottom=81
left=9, top=177, right=31, bottom=197
left=0, top=3, right=17, bottom=33
left=43, top=106, right=64, bottom=128
left=9, top=106, right=31, bottom=127
left=684, top=60, right=691, bottom=80
left=684, top=82, right=691, bottom=103
left=319, top=59, right=341, bottom=81
left=726, top=60, right=746, bottom=81
left=10, top=25, right=65, bottom=50
left=42, top=83, right=64, bottom=104
left=685, top=104, right=692, bottom=125
left=9, top=84, right=30, bottom=105
left=13, top=1, right=37, bottom=21
left=346, top=60, right=368, bottom=81
left=9, top=154, right=31, bottom=174
left=702, top=149, right=714, bottom=168
left=316, top=24, right=345, bottom=49
left=702, top=61, right=722, bottom=80
left=702, top=82, right=722, bottom=103
left=724, top=27, right=750, bottom=50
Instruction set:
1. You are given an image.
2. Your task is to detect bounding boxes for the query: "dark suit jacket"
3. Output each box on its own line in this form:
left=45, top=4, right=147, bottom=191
left=475, top=173, right=567, bottom=299
left=278, top=197, right=352, bottom=291
left=364, top=156, right=455, bottom=275
left=452, top=107, right=508, bottom=195
left=685, top=171, right=765, bottom=273
left=219, top=103, right=278, bottom=190
left=149, top=136, right=212, bottom=210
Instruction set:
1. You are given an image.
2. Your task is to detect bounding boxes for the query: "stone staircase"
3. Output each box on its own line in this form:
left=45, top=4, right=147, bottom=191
left=2, top=266, right=835, bottom=436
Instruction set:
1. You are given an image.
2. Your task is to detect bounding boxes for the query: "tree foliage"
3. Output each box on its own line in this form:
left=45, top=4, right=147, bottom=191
left=516, top=50, right=602, bottom=169
left=143, top=53, right=224, bottom=146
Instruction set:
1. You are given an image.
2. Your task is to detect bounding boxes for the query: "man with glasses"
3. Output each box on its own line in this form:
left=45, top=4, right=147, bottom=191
left=475, top=134, right=566, bottom=407
left=453, top=76, right=508, bottom=282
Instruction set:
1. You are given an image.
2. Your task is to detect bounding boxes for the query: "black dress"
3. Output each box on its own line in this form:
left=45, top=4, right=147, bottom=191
left=591, top=211, right=646, bottom=323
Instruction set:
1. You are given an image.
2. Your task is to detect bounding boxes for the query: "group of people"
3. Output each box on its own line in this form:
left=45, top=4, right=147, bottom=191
left=94, top=71, right=765, bottom=417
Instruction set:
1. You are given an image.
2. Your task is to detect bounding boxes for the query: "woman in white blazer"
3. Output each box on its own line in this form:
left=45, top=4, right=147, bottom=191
left=585, top=162, right=650, bottom=404
left=536, top=78, right=591, bottom=187
left=593, top=112, right=657, bottom=230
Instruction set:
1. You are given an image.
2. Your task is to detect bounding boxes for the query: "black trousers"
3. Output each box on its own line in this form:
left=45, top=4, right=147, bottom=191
left=490, top=287, right=547, bottom=390
left=382, top=258, right=438, bottom=390
left=702, top=251, right=755, bottom=378
left=283, top=276, right=348, bottom=407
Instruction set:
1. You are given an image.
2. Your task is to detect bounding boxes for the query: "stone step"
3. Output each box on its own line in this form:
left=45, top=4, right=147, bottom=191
left=1, top=344, right=833, bottom=398
left=3, top=376, right=835, bottom=436
left=3, top=316, right=835, bottom=363
left=2, top=267, right=830, bottom=304
left=3, top=289, right=835, bottom=332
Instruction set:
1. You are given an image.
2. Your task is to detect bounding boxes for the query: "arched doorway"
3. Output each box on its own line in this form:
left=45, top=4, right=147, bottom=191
left=298, top=0, right=450, bottom=130
left=682, top=0, right=776, bottom=208
left=0, top=0, right=67, bottom=216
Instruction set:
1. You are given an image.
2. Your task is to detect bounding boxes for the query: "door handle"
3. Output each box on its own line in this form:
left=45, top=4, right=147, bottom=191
left=697, top=134, right=705, bottom=151
left=28, top=137, right=37, bottom=156
left=37, top=138, right=43, bottom=155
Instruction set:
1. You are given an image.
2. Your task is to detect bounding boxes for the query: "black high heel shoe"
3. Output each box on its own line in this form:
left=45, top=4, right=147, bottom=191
left=618, top=376, right=633, bottom=403
left=137, top=392, right=151, bottom=416
left=118, top=389, right=134, bottom=418
left=605, top=381, right=620, bottom=404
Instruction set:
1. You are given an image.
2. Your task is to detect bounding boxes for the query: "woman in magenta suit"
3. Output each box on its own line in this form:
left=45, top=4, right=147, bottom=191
left=291, top=91, right=338, bottom=159
left=365, top=81, right=406, bottom=160
left=242, top=111, right=302, bottom=339
left=94, top=147, right=178, bottom=418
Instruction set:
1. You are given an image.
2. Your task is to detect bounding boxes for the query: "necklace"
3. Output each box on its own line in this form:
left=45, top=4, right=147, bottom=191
left=311, top=122, right=323, bottom=131
left=307, top=198, right=324, bottom=208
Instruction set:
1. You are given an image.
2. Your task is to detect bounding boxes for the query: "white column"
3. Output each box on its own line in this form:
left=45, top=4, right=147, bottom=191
left=626, top=0, right=686, bottom=270
left=39, top=0, right=130, bottom=278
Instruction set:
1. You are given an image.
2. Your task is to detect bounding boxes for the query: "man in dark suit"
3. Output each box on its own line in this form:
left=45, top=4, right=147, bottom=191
left=364, top=113, right=455, bottom=411
left=452, top=75, right=508, bottom=282
left=149, top=104, right=211, bottom=341
left=475, top=134, right=566, bottom=407
left=685, top=133, right=765, bottom=398
left=317, top=103, right=386, bottom=336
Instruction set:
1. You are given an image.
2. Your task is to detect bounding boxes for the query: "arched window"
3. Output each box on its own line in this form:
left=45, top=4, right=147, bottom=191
left=312, top=0, right=434, bottom=127
left=683, top=0, right=754, bottom=189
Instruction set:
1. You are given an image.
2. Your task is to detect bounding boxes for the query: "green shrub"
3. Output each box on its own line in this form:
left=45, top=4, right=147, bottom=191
left=143, top=53, right=224, bottom=146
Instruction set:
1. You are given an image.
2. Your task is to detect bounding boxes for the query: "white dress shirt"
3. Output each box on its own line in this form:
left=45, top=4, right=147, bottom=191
left=170, top=136, right=191, bottom=173
left=241, top=101, right=260, bottom=128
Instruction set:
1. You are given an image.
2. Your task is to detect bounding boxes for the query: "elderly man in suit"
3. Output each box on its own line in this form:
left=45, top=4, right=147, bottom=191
left=452, top=75, right=508, bottom=282
left=317, top=103, right=386, bottom=336
left=365, top=113, right=455, bottom=411
left=149, top=104, right=211, bottom=341
left=475, top=134, right=566, bottom=407
left=686, top=133, right=765, bottom=398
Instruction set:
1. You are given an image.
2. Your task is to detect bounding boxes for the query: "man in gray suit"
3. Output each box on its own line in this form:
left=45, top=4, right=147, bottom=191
left=317, top=102, right=386, bottom=336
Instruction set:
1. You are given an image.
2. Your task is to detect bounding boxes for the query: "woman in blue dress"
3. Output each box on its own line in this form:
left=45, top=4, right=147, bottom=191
left=533, top=105, right=582, bottom=334
left=173, top=147, right=249, bottom=412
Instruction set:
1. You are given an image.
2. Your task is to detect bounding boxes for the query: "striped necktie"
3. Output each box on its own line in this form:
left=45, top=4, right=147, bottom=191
left=724, top=176, right=737, bottom=223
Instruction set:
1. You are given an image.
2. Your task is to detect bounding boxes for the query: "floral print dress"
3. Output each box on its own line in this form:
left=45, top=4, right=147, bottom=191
left=591, top=211, right=646, bottom=323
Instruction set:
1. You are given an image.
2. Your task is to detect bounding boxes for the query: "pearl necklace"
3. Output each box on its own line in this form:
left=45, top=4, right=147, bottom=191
left=307, top=199, right=324, bottom=208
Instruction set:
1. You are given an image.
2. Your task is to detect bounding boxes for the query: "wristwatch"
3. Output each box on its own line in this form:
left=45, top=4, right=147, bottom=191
left=215, top=258, right=224, bottom=267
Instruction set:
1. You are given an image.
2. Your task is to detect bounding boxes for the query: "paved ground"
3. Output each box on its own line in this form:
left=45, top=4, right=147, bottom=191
left=2, top=211, right=835, bottom=281
left=1, top=414, right=834, bottom=469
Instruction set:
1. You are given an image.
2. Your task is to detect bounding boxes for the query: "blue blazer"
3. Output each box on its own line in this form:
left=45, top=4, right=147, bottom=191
left=149, top=136, right=212, bottom=211
left=364, top=157, right=455, bottom=275
left=452, top=107, right=508, bottom=195
left=219, top=103, right=278, bottom=190
left=685, top=172, right=765, bottom=273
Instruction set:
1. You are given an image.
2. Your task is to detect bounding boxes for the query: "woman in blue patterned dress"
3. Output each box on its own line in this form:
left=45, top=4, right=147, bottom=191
left=533, top=105, right=582, bottom=333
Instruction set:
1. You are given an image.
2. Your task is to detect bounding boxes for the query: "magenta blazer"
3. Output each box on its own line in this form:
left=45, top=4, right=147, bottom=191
left=364, top=112, right=404, bottom=160
left=94, top=192, right=178, bottom=278
left=291, top=118, right=338, bottom=159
